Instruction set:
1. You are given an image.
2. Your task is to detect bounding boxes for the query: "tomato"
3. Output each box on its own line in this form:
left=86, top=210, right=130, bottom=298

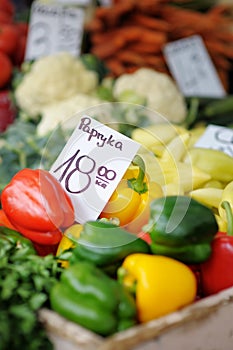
left=0, top=9, right=13, bottom=23
left=0, top=23, right=19, bottom=55
left=0, top=89, right=16, bottom=132
left=0, top=51, right=12, bottom=88
left=0, top=0, right=14, bottom=17
left=15, top=21, right=28, bottom=36
left=13, top=34, right=27, bottom=66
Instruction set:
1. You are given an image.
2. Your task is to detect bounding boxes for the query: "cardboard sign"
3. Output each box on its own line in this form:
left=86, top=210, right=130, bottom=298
left=163, top=35, right=226, bottom=98
left=50, top=116, right=141, bottom=223
left=195, top=124, right=233, bottom=157
left=25, top=0, right=85, bottom=60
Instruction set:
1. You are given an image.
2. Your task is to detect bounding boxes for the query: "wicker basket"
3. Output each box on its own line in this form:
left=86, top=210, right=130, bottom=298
left=39, top=286, right=233, bottom=350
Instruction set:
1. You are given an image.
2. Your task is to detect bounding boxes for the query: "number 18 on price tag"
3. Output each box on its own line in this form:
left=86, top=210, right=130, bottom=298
left=50, top=116, right=141, bottom=224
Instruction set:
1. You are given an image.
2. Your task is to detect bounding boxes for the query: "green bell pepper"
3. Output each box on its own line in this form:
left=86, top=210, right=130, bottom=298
left=70, top=220, right=150, bottom=275
left=145, top=195, right=218, bottom=264
left=0, top=226, right=36, bottom=260
left=50, top=261, right=137, bottom=336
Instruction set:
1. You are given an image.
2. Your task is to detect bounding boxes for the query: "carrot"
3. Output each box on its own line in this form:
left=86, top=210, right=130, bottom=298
left=90, top=30, right=121, bottom=45
left=207, top=4, right=232, bottom=17
left=210, top=54, right=232, bottom=71
left=215, top=67, right=229, bottom=92
left=135, top=0, right=167, bottom=16
left=116, top=50, right=145, bottom=66
left=127, top=13, right=170, bottom=31
left=124, top=66, right=139, bottom=74
left=96, top=0, right=135, bottom=27
left=105, top=58, right=126, bottom=77
left=128, top=42, right=163, bottom=54
left=205, top=40, right=233, bottom=60
left=142, top=54, right=166, bottom=67
left=85, top=18, right=104, bottom=32
left=91, top=36, right=126, bottom=59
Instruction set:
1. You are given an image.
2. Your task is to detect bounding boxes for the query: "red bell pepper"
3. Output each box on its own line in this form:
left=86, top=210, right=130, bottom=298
left=0, top=208, right=16, bottom=229
left=199, top=201, right=233, bottom=296
left=1, top=168, right=75, bottom=248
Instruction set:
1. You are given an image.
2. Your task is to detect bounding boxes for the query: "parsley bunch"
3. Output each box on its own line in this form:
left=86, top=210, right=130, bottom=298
left=0, top=242, right=63, bottom=350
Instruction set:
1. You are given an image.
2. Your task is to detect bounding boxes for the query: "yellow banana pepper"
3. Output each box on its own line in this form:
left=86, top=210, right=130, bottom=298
left=161, top=132, right=190, bottom=162
left=218, top=180, right=233, bottom=222
left=141, top=153, right=211, bottom=195
left=189, top=188, right=223, bottom=209
left=186, top=148, right=233, bottom=183
left=118, top=253, right=197, bottom=323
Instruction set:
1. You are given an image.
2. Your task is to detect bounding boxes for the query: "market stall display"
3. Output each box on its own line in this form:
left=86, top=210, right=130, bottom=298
left=1, top=0, right=233, bottom=349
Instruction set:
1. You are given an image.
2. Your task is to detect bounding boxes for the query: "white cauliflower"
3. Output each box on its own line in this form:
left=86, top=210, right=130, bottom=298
left=15, top=52, right=99, bottom=117
left=37, top=93, right=104, bottom=135
left=113, top=68, right=187, bottom=123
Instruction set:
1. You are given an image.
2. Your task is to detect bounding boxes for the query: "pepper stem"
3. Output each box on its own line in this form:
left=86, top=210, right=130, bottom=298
left=221, top=201, right=233, bottom=236
left=117, top=267, right=137, bottom=295
left=127, top=155, right=148, bottom=194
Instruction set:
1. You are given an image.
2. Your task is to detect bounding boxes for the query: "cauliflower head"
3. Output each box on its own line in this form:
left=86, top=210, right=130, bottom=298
left=15, top=52, right=99, bottom=117
left=37, top=93, right=104, bottom=136
left=113, top=68, right=187, bottom=123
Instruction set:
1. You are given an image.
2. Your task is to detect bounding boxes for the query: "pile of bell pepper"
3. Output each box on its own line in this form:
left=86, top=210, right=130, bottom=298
left=1, top=151, right=233, bottom=338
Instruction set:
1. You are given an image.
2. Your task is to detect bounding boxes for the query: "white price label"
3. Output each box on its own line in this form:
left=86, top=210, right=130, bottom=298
left=163, top=35, right=226, bottom=98
left=195, top=124, right=233, bottom=157
left=25, top=0, right=85, bottom=60
left=55, top=0, right=92, bottom=5
left=50, top=116, right=141, bottom=224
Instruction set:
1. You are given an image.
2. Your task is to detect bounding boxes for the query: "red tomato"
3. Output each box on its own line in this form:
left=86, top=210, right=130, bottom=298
left=0, top=51, right=12, bottom=88
left=0, top=23, right=19, bottom=55
left=0, top=89, right=16, bottom=131
left=0, top=9, right=13, bottom=23
left=0, top=0, right=14, bottom=17
left=15, top=21, right=29, bottom=36
left=13, top=34, right=27, bottom=66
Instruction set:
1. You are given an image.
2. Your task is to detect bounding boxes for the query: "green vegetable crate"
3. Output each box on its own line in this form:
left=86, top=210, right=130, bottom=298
left=39, top=285, right=233, bottom=350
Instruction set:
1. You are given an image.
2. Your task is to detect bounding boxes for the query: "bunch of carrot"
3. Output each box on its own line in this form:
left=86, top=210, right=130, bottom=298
left=85, top=0, right=233, bottom=91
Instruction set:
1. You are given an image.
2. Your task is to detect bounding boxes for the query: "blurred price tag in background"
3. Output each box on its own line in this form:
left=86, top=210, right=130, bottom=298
left=195, top=124, right=233, bottom=157
left=25, top=0, right=87, bottom=60
left=50, top=116, right=140, bottom=223
left=163, top=35, right=226, bottom=98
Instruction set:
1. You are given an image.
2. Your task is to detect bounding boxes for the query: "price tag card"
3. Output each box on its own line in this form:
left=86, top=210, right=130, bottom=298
left=55, top=0, right=92, bottom=5
left=25, top=0, right=85, bottom=60
left=50, top=116, right=141, bottom=223
left=195, top=124, right=233, bottom=157
left=163, top=35, right=226, bottom=98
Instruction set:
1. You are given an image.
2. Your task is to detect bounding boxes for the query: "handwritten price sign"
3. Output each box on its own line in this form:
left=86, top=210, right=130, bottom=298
left=195, top=124, right=233, bottom=157
left=25, top=0, right=85, bottom=60
left=163, top=35, right=226, bottom=98
left=50, top=116, right=140, bottom=223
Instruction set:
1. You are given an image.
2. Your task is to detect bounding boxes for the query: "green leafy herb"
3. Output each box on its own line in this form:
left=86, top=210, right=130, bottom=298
left=0, top=234, right=63, bottom=350
left=0, top=120, right=68, bottom=193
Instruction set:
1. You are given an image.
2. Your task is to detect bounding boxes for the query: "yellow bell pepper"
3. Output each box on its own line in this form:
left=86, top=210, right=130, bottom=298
left=56, top=223, right=83, bottom=267
left=100, top=155, right=151, bottom=233
left=118, top=253, right=197, bottom=323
